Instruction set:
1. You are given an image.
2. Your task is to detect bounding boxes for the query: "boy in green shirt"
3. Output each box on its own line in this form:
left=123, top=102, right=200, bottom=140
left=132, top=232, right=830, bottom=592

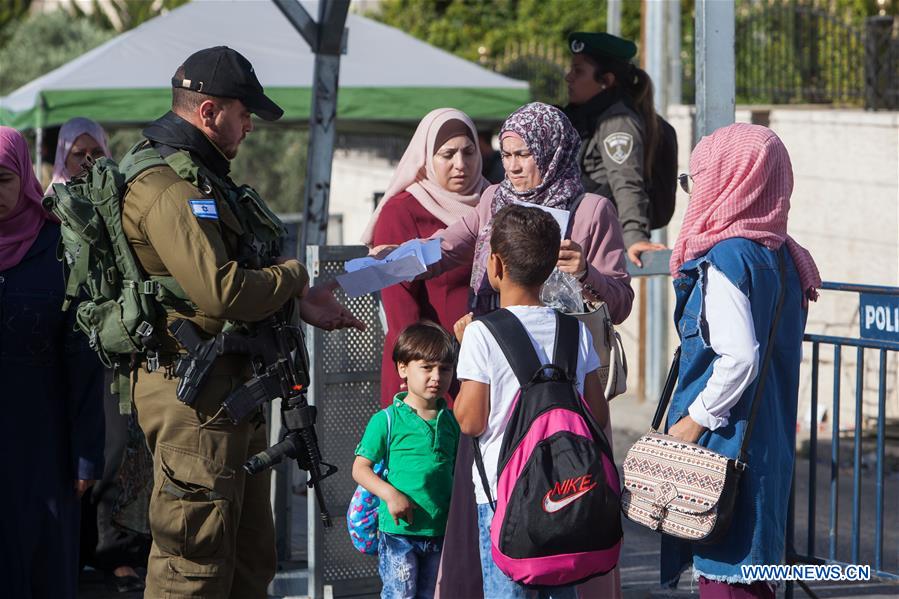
left=353, top=322, right=460, bottom=599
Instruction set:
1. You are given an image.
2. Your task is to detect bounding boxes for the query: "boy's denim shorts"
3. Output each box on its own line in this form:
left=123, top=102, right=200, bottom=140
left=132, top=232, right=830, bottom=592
left=378, top=531, right=443, bottom=599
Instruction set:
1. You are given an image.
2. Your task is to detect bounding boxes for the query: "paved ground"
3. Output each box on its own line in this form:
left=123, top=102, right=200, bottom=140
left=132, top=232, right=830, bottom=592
left=80, top=392, right=899, bottom=598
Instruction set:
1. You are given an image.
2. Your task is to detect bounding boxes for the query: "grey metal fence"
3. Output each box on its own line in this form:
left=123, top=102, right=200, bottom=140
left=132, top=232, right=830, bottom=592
left=305, top=245, right=384, bottom=599
left=786, top=282, right=899, bottom=598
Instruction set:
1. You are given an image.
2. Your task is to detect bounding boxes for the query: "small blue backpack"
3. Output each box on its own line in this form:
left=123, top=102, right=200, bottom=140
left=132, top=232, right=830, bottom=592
left=347, top=407, right=393, bottom=555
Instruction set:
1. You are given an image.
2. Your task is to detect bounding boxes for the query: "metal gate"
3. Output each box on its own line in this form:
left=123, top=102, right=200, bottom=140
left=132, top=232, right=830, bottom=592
left=305, top=245, right=385, bottom=598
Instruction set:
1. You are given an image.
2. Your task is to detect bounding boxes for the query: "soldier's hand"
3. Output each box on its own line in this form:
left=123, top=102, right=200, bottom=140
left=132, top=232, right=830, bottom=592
left=300, top=280, right=366, bottom=331
left=627, top=240, right=667, bottom=268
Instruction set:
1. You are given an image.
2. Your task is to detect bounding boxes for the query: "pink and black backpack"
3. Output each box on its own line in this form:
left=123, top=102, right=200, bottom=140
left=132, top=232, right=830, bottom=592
left=474, top=309, right=622, bottom=587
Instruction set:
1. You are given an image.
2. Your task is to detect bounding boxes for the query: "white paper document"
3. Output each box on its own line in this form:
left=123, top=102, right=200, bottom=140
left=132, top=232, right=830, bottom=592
left=337, top=239, right=442, bottom=297
left=512, top=200, right=570, bottom=236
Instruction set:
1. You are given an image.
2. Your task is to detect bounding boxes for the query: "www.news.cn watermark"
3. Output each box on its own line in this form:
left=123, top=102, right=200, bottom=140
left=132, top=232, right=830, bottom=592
left=741, top=564, right=871, bottom=582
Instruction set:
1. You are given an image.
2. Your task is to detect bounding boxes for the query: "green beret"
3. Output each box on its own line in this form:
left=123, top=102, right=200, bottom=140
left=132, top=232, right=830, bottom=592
left=568, top=32, right=637, bottom=62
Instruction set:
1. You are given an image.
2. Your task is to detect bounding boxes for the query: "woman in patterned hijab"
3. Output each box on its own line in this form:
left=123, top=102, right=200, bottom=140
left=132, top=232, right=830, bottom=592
left=376, top=103, right=631, bottom=599
left=468, top=102, right=586, bottom=300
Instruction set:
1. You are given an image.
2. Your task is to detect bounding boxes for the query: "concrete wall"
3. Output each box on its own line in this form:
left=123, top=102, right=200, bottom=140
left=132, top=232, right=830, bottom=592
left=618, top=106, right=899, bottom=429
left=329, top=147, right=396, bottom=245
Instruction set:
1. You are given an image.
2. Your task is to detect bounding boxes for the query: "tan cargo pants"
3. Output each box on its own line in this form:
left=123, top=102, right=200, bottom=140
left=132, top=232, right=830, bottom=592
left=133, top=356, right=276, bottom=598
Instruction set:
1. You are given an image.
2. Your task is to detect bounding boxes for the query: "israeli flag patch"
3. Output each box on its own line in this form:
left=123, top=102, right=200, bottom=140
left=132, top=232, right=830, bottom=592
left=189, top=199, right=218, bottom=219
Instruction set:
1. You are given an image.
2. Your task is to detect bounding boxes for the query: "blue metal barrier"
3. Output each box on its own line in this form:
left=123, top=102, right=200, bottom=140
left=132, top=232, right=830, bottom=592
left=786, top=282, right=899, bottom=598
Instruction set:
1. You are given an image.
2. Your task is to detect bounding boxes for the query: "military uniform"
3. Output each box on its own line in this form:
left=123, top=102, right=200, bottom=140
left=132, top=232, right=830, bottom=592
left=121, top=48, right=307, bottom=597
left=564, top=32, right=652, bottom=249
left=567, top=93, right=650, bottom=249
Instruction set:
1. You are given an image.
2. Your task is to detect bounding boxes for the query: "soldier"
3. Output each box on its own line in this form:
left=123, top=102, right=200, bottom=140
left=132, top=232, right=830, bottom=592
left=120, top=46, right=362, bottom=597
left=563, top=32, right=668, bottom=267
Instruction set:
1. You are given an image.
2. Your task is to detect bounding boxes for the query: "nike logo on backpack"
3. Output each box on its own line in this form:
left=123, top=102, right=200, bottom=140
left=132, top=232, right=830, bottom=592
left=542, top=474, right=597, bottom=513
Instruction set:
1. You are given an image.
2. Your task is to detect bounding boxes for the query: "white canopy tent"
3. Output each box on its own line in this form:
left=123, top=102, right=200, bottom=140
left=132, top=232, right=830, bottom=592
left=0, top=0, right=529, bottom=130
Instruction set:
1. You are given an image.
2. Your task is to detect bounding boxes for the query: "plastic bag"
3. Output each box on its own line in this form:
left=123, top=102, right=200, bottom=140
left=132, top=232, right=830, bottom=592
left=540, top=268, right=584, bottom=314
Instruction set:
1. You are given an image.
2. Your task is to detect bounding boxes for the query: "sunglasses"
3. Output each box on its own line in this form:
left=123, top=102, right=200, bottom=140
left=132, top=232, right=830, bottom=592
left=678, top=173, right=692, bottom=194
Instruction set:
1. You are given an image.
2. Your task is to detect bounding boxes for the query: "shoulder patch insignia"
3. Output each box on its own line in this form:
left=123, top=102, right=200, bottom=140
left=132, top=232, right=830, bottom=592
left=189, top=199, right=218, bottom=220
left=603, top=132, right=634, bottom=165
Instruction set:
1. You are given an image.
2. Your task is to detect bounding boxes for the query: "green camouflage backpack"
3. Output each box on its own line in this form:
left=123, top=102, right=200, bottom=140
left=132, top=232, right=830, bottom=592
left=43, top=142, right=287, bottom=413
left=42, top=146, right=191, bottom=412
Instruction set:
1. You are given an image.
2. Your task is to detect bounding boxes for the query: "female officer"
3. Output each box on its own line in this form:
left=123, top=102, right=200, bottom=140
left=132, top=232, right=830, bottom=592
left=563, top=32, right=667, bottom=267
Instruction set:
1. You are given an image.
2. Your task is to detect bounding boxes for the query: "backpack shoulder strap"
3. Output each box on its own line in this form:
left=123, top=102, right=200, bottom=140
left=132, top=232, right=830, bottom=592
left=384, top=406, right=393, bottom=466
left=552, top=312, right=580, bottom=381
left=478, top=308, right=543, bottom=387
left=119, top=141, right=167, bottom=184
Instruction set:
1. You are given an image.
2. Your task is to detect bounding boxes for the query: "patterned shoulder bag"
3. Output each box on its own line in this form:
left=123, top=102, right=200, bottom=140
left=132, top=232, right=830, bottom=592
left=621, top=250, right=786, bottom=543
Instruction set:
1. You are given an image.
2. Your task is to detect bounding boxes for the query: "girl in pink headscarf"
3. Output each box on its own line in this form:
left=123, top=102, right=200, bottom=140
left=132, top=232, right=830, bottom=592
left=46, top=118, right=151, bottom=591
left=363, top=108, right=489, bottom=409
left=46, top=117, right=110, bottom=192
left=1, top=126, right=105, bottom=598
left=662, top=123, right=820, bottom=598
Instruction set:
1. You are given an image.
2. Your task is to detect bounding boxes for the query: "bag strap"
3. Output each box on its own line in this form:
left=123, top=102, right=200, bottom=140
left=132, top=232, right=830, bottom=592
left=738, top=249, right=787, bottom=462
left=472, top=436, right=496, bottom=512
left=551, top=312, right=580, bottom=381
left=564, top=193, right=585, bottom=239
left=384, top=406, right=393, bottom=469
left=650, top=347, right=682, bottom=431
left=478, top=309, right=543, bottom=387
left=650, top=250, right=788, bottom=463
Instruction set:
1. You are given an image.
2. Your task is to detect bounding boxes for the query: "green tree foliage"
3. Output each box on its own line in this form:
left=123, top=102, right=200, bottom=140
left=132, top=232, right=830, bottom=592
left=375, top=0, right=896, bottom=108
left=0, top=0, right=31, bottom=46
left=372, top=0, right=641, bottom=64
left=74, top=0, right=191, bottom=32
left=229, top=125, right=309, bottom=215
left=0, top=10, right=114, bottom=95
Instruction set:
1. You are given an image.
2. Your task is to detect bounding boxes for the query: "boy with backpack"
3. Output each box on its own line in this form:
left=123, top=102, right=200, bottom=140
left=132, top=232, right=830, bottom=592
left=352, top=322, right=460, bottom=599
left=453, top=204, right=621, bottom=598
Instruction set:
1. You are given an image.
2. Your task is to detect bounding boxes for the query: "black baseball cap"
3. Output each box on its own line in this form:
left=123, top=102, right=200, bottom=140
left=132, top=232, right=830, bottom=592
left=172, top=46, right=283, bottom=121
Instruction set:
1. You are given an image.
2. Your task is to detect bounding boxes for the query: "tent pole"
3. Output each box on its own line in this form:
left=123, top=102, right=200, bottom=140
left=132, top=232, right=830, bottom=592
left=276, top=0, right=350, bottom=250
left=301, top=49, right=341, bottom=249
left=270, top=3, right=349, bottom=597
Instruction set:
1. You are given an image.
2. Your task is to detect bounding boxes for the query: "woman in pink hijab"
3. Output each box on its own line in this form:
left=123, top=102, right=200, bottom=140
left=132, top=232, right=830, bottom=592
left=661, top=123, right=820, bottom=598
left=46, top=117, right=110, bottom=192
left=363, top=108, right=489, bottom=408
left=0, top=126, right=105, bottom=598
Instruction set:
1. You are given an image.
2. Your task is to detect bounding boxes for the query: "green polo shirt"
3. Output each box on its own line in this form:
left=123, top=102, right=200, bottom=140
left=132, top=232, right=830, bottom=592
left=355, top=393, right=460, bottom=537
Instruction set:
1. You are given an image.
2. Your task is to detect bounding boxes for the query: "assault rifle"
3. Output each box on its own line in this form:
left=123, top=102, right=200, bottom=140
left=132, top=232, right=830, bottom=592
left=170, top=316, right=337, bottom=526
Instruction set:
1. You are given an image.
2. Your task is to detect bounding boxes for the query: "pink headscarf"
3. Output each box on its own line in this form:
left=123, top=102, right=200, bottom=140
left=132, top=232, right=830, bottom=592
left=0, top=126, right=53, bottom=272
left=361, top=108, right=488, bottom=246
left=47, top=117, right=111, bottom=191
left=670, top=123, right=821, bottom=302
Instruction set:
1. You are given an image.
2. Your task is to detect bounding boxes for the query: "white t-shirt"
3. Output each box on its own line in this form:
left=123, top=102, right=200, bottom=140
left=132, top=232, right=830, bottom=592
left=456, top=305, right=601, bottom=504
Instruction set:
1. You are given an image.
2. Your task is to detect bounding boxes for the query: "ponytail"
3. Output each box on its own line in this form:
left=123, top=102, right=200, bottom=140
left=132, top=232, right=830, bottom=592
left=629, top=67, right=660, bottom=179
left=588, top=57, right=661, bottom=179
